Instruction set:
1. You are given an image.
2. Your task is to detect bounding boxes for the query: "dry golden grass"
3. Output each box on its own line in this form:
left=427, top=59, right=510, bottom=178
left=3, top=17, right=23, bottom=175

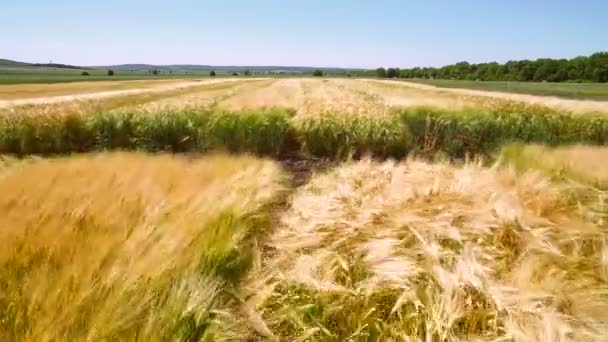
left=237, top=158, right=608, bottom=341
left=0, top=152, right=285, bottom=341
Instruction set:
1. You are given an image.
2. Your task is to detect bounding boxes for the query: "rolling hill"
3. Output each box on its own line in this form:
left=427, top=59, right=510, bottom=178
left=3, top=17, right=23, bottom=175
left=0, top=58, right=86, bottom=69
left=1, top=58, right=362, bottom=74
left=89, top=64, right=361, bottom=74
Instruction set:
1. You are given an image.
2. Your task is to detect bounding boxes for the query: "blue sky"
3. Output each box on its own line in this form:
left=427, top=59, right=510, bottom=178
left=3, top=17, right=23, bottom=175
left=1, top=0, right=606, bottom=68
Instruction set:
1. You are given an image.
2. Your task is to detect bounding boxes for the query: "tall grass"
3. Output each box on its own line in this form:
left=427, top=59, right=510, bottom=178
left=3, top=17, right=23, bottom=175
left=0, top=108, right=293, bottom=156
left=1, top=105, right=608, bottom=159
left=292, top=112, right=411, bottom=158
left=0, top=152, right=285, bottom=340
left=400, top=106, right=608, bottom=157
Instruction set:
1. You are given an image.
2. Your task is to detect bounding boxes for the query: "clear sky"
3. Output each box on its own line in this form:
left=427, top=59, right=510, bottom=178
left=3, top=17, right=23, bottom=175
left=1, top=0, right=606, bottom=68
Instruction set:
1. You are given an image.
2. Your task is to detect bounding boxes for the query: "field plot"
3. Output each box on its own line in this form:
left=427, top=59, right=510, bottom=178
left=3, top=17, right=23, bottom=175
left=0, top=78, right=254, bottom=108
left=1, top=78, right=608, bottom=340
left=0, top=79, right=194, bottom=101
left=2, top=78, right=607, bottom=114
left=405, top=78, right=608, bottom=101
left=392, top=79, right=608, bottom=114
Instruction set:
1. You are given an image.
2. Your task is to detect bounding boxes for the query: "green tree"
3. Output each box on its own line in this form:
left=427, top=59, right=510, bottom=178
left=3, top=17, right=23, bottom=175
left=533, top=60, right=558, bottom=82
left=386, top=68, right=397, bottom=78
left=590, top=52, right=608, bottom=82
left=81, top=71, right=90, bottom=76
left=393, top=52, right=607, bottom=83
left=592, top=68, right=608, bottom=82
left=107, top=70, right=114, bottom=76
left=244, top=70, right=251, bottom=76
left=399, top=69, right=412, bottom=78
left=518, top=64, right=535, bottom=81
left=313, top=69, right=323, bottom=77
left=375, top=68, right=387, bottom=78
left=568, top=56, right=587, bottom=80
left=210, top=70, right=216, bottom=77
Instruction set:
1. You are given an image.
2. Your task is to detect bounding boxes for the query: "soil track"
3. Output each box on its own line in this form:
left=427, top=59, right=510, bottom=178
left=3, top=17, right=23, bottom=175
left=0, top=79, right=254, bottom=109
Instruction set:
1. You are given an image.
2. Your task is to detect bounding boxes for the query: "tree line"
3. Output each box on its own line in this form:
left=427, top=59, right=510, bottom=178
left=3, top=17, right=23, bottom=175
left=358, top=52, right=608, bottom=83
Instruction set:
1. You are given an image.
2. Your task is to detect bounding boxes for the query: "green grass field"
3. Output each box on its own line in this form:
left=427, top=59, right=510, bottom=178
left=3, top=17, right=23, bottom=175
left=404, top=78, right=608, bottom=100
left=0, top=66, right=214, bottom=84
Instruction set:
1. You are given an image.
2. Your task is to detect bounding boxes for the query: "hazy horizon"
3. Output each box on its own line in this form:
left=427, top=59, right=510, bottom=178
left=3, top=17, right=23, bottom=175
left=2, top=0, right=607, bottom=69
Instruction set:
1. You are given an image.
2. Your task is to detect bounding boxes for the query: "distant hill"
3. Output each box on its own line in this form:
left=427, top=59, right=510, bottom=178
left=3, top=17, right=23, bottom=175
left=30, top=63, right=86, bottom=70
left=0, top=58, right=31, bottom=67
left=0, top=58, right=86, bottom=69
left=1, top=58, right=364, bottom=74
left=89, top=64, right=361, bottom=74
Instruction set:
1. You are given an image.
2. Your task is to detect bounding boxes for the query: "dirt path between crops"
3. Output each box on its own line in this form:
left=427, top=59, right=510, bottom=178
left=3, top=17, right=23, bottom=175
left=369, top=79, right=608, bottom=114
left=0, top=79, right=261, bottom=109
left=279, top=155, right=333, bottom=187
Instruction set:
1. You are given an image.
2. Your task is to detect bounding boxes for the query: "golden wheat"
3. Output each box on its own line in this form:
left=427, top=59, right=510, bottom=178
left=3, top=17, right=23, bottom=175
left=0, top=152, right=285, bottom=340
left=238, top=158, right=608, bottom=340
left=501, top=144, right=608, bottom=188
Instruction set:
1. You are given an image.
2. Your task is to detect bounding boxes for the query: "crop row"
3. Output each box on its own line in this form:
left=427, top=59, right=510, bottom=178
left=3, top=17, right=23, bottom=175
left=1, top=106, right=607, bottom=158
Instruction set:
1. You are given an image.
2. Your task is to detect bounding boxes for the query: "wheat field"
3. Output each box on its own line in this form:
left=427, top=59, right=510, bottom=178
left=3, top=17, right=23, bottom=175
left=245, top=157, right=608, bottom=340
left=4, top=78, right=607, bottom=116
left=0, top=153, right=285, bottom=340
left=1, top=77, right=607, bottom=341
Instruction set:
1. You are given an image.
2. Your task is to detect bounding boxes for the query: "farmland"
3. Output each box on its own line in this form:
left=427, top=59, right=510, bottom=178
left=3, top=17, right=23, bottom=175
left=0, top=66, right=212, bottom=84
left=404, top=78, right=608, bottom=101
left=1, top=77, right=608, bottom=340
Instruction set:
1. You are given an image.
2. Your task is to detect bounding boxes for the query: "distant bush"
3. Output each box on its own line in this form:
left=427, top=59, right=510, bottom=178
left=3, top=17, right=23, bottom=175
left=244, top=70, right=251, bottom=76
left=210, top=71, right=216, bottom=77
left=232, top=72, right=238, bottom=76
left=313, top=70, right=323, bottom=77
left=375, top=68, right=387, bottom=78
left=152, top=70, right=159, bottom=75
left=387, top=68, right=397, bottom=78
left=107, top=70, right=114, bottom=76
left=81, top=71, right=90, bottom=76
